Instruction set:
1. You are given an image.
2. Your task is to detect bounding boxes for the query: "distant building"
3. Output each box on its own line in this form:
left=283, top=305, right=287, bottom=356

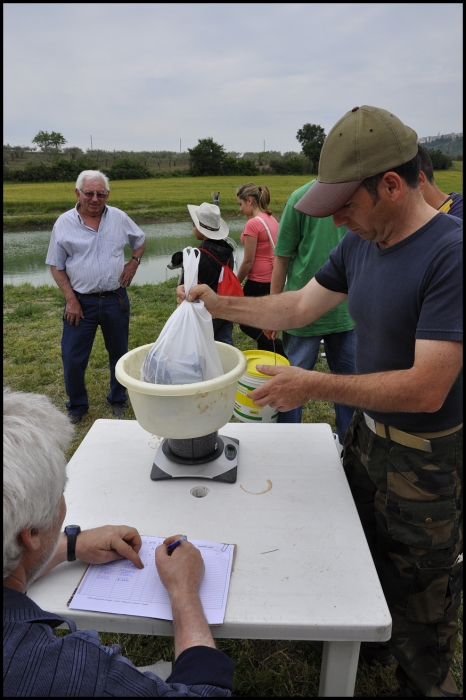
left=418, top=132, right=463, bottom=143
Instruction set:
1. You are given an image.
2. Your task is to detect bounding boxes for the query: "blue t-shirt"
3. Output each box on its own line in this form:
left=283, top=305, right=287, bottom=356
left=315, top=213, right=463, bottom=432
left=438, top=191, right=463, bottom=219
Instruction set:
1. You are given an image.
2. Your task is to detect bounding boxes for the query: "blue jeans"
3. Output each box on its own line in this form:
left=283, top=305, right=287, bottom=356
left=277, top=330, right=356, bottom=445
left=61, top=289, right=130, bottom=416
left=213, top=318, right=233, bottom=345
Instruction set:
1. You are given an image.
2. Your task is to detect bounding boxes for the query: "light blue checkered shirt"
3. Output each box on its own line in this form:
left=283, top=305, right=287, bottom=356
left=45, top=204, right=146, bottom=293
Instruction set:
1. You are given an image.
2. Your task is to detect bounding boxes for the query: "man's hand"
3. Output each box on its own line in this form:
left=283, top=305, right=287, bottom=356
left=177, top=283, right=221, bottom=316
left=64, top=298, right=84, bottom=326
left=119, top=259, right=139, bottom=288
left=156, top=534, right=205, bottom=599
left=156, top=535, right=215, bottom=658
left=248, top=365, right=312, bottom=412
left=263, top=330, right=277, bottom=340
left=75, top=525, right=143, bottom=569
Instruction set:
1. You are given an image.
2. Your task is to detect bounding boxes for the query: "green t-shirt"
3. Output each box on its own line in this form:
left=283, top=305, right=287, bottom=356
left=275, top=180, right=355, bottom=337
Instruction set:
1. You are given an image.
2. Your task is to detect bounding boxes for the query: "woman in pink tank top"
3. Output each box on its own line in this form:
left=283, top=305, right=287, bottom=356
left=236, top=182, right=285, bottom=356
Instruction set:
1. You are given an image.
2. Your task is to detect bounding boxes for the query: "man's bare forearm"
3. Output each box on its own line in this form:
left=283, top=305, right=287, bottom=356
left=196, top=278, right=346, bottom=331
left=132, top=241, right=146, bottom=258
left=251, top=339, right=463, bottom=415
left=170, top=591, right=216, bottom=658
left=298, top=368, right=438, bottom=413
left=50, top=267, right=77, bottom=302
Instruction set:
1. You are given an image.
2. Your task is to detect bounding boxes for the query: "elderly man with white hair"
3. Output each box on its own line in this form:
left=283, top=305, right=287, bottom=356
left=46, top=170, right=146, bottom=424
left=3, top=388, right=234, bottom=697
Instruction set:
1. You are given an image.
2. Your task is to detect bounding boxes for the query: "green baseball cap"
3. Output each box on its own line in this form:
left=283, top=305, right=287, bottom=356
left=295, top=105, right=418, bottom=217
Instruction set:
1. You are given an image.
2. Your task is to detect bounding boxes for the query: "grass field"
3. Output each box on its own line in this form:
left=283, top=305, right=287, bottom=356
left=3, top=281, right=463, bottom=696
left=3, top=167, right=463, bottom=231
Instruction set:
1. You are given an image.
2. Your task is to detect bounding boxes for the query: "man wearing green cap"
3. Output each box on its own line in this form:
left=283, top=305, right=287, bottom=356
left=180, top=105, right=463, bottom=696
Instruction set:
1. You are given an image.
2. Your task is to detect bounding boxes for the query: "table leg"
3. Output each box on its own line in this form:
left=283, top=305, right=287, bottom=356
left=318, top=641, right=360, bottom=697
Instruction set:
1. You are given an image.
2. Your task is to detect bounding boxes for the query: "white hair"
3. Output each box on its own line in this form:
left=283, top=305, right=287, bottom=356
left=75, top=169, right=110, bottom=191
left=3, top=388, right=74, bottom=579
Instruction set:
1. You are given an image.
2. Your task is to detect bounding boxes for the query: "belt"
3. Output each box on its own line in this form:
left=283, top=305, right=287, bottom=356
left=363, top=413, right=463, bottom=453
left=76, top=289, right=128, bottom=314
left=84, top=290, right=119, bottom=297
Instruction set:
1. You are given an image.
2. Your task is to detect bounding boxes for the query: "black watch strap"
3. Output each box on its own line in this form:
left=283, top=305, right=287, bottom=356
left=131, top=256, right=141, bottom=265
left=64, top=525, right=81, bottom=562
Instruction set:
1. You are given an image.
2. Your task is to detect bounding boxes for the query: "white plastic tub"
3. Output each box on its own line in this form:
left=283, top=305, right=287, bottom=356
left=115, top=342, right=247, bottom=439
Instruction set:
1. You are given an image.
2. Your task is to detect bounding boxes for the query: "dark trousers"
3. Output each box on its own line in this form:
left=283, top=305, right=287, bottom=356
left=343, top=409, right=463, bottom=696
left=61, top=289, right=130, bottom=416
left=213, top=318, right=233, bottom=345
left=239, top=279, right=286, bottom=356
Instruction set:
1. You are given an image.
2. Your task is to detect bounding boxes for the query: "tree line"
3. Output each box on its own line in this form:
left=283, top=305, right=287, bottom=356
left=3, top=126, right=457, bottom=183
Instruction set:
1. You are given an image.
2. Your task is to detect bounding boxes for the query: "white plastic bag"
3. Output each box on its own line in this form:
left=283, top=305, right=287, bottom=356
left=141, top=247, right=224, bottom=384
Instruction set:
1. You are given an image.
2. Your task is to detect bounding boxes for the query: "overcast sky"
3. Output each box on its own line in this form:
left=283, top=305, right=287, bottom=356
left=4, top=3, right=463, bottom=154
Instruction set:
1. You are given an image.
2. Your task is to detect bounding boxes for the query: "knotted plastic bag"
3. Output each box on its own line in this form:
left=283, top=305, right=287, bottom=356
left=141, top=247, right=223, bottom=384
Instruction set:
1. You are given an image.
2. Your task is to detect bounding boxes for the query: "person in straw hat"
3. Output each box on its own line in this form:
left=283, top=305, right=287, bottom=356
left=181, top=202, right=235, bottom=345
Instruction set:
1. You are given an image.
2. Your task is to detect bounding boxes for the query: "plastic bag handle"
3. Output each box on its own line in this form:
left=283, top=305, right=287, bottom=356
left=182, top=247, right=201, bottom=297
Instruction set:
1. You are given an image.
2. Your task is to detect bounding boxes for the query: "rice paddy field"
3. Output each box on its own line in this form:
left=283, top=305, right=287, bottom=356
left=3, top=175, right=309, bottom=229
left=3, top=168, right=463, bottom=230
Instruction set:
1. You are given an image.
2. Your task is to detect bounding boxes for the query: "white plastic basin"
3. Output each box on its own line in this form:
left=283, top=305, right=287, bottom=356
left=115, top=342, right=247, bottom=439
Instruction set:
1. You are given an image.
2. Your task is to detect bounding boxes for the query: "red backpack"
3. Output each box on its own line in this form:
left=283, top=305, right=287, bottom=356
left=200, top=248, right=244, bottom=297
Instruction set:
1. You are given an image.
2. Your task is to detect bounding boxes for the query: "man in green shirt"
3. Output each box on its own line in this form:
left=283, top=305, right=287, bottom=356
left=271, top=179, right=355, bottom=445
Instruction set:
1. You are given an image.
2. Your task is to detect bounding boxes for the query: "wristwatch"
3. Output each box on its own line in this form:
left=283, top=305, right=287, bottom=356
left=131, top=256, right=141, bottom=265
left=64, top=524, right=81, bottom=562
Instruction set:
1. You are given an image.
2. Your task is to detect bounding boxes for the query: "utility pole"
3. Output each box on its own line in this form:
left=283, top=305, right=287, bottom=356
left=90, top=135, right=93, bottom=151
left=180, top=138, right=181, bottom=153
left=263, top=140, right=265, bottom=152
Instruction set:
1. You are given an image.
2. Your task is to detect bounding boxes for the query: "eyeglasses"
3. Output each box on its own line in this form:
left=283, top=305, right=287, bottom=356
left=79, top=189, right=108, bottom=199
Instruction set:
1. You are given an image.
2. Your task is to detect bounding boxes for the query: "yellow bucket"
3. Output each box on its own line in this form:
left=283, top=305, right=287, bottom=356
left=234, top=350, right=290, bottom=423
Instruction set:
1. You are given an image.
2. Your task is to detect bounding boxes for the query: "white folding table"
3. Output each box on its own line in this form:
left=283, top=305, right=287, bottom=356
left=28, top=419, right=391, bottom=696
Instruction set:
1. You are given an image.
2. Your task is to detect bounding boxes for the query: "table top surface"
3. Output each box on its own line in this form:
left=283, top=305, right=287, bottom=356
left=28, top=419, right=391, bottom=641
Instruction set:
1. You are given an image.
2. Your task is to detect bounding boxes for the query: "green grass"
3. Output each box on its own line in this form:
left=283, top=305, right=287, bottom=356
left=3, top=175, right=310, bottom=218
left=4, top=167, right=462, bottom=231
left=3, top=282, right=462, bottom=696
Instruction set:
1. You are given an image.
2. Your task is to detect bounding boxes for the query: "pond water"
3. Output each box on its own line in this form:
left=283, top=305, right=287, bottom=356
left=3, top=220, right=246, bottom=287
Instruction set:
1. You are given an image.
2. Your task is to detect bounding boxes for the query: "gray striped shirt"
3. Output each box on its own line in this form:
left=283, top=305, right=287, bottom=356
left=46, top=204, right=146, bottom=293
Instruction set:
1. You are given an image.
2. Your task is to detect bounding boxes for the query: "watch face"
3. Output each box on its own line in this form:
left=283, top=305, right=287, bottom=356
left=65, top=525, right=80, bottom=533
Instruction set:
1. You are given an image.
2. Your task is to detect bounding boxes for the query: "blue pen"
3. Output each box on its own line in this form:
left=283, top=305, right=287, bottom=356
left=167, top=535, right=187, bottom=554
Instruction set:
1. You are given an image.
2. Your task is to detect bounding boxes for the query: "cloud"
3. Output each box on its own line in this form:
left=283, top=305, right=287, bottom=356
left=4, top=3, right=463, bottom=152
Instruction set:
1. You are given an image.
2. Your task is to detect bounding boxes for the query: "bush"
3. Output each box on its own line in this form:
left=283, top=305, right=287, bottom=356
left=222, top=157, right=259, bottom=176
left=269, top=156, right=309, bottom=175
left=3, top=156, right=98, bottom=183
left=427, top=149, right=453, bottom=170
left=105, top=158, right=151, bottom=180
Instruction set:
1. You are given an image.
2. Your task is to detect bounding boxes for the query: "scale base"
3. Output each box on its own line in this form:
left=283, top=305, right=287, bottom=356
left=151, top=435, right=239, bottom=483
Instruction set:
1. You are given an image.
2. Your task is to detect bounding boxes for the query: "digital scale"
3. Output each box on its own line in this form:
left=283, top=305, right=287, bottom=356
left=150, top=430, right=239, bottom=483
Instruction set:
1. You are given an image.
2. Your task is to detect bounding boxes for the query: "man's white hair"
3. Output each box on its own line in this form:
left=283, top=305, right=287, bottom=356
left=3, top=389, right=74, bottom=579
left=75, top=170, right=110, bottom=191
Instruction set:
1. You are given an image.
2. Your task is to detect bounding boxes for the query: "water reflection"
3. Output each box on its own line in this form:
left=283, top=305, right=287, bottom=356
left=3, top=220, right=245, bottom=287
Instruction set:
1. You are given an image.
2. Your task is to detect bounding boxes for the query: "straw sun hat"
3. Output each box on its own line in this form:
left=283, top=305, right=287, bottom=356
left=187, top=202, right=229, bottom=240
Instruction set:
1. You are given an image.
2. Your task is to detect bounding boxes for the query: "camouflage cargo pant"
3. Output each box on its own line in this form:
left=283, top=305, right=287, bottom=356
left=343, top=409, right=463, bottom=697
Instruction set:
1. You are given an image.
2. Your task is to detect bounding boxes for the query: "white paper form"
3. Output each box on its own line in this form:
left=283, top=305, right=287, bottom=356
left=69, top=537, right=235, bottom=625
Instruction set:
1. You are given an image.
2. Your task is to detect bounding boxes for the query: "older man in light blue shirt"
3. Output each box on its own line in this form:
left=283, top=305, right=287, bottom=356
left=46, top=170, right=146, bottom=423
